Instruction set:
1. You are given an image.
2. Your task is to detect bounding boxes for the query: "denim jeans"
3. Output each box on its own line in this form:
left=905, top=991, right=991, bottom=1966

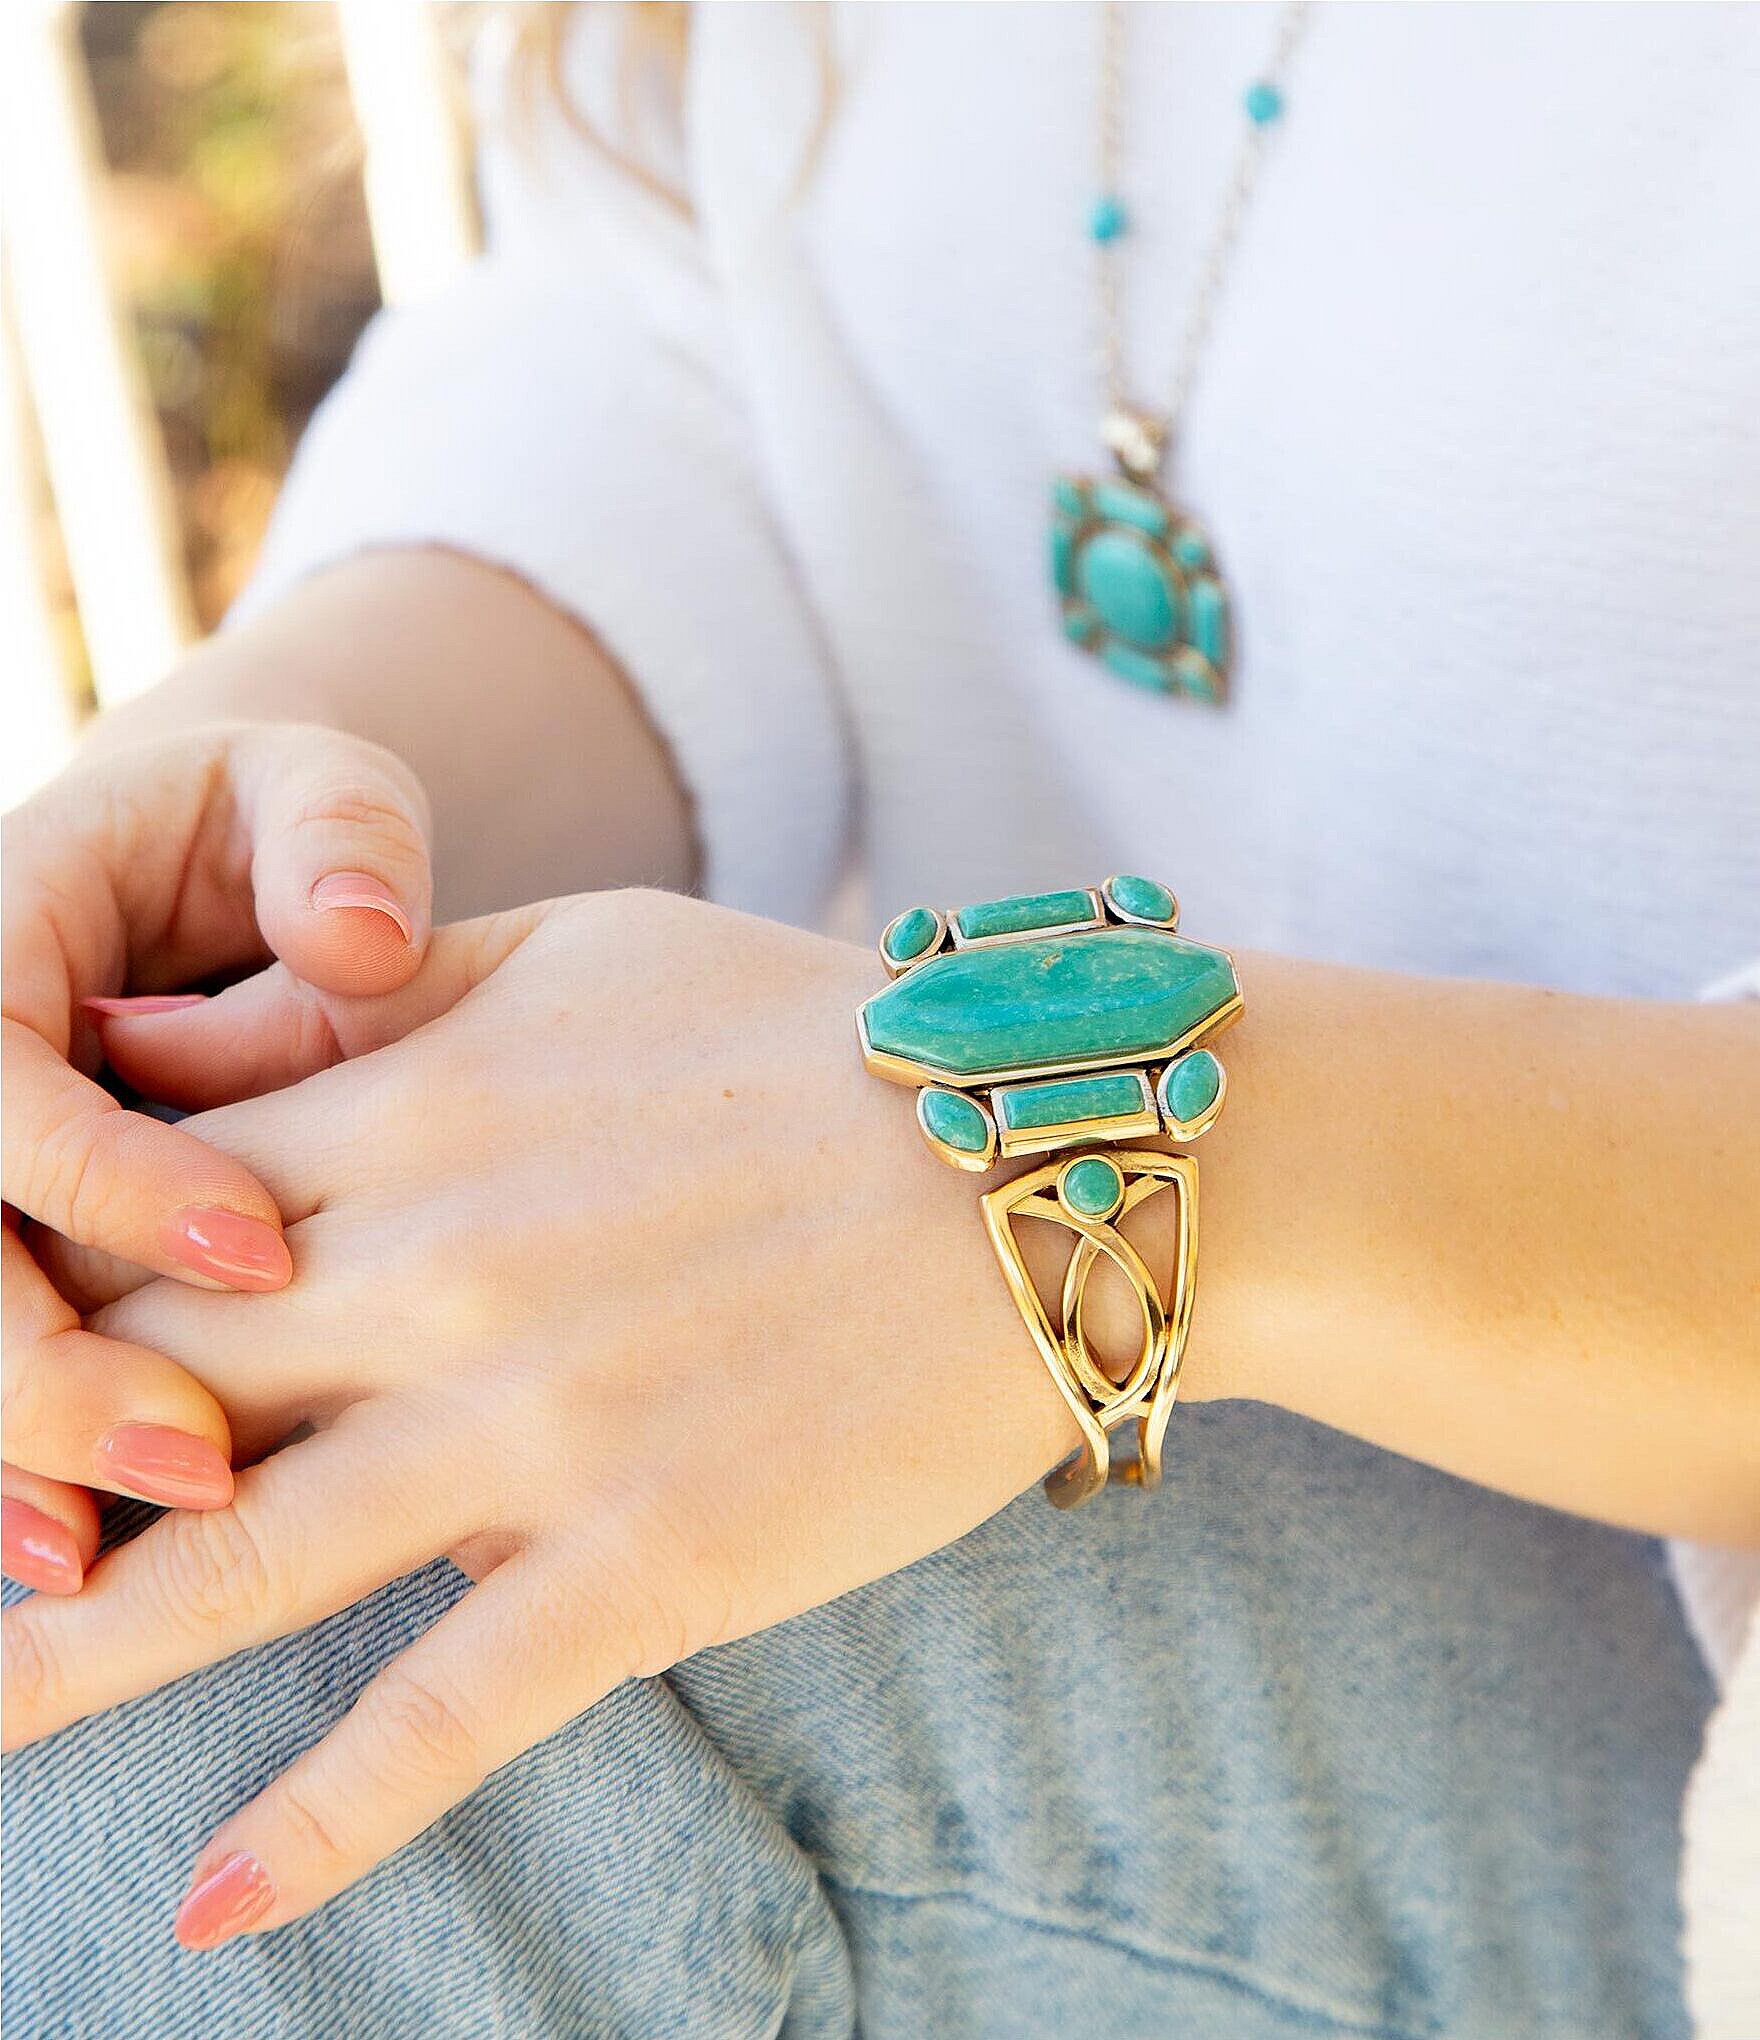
left=3, top=1402, right=1708, bottom=2039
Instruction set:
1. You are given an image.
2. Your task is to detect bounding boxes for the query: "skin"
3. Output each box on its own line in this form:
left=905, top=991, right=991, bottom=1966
left=2, top=550, right=1757, bottom=1947
left=1, top=553, right=687, bottom=1584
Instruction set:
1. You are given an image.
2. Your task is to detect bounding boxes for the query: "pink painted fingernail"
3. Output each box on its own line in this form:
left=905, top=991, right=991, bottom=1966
left=174, top=1851, right=275, bottom=1951
left=94, top=1425, right=234, bottom=1509
left=81, top=994, right=209, bottom=1017
left=160, top=1206, right=292, bottom=1291
left=2, top=1499, right=83, bottom=1595
left=310, top=870, right=413, bottom=942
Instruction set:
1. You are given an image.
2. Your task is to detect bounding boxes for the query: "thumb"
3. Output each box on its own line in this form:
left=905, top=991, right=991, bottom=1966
left=85, top=900, right=557, bottom=1112
left=228, top=724, right=434, bottom=996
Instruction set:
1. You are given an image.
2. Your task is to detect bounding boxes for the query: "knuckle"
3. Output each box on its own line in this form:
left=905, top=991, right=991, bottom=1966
left=364, top=1663, right=486, bottom=1786
left=271, top=1775, right=356, bottom=1874
left=150, top=1505, right=279, bottom=1639
left=2, top=1604, right=64, bottom=1731
left=283, top=985, right=344, bottom=1075
left=577, top=1504, right=701, bottom=1682
left=0, top=1348, right=51, bottom=1456
left=291, top=780, right=423, bottom=858
left=19, top=1100, right=118, bottom=1239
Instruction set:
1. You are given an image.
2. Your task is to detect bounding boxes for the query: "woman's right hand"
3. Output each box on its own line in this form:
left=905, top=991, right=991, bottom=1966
left=3, top=719, right=435, bottom=1595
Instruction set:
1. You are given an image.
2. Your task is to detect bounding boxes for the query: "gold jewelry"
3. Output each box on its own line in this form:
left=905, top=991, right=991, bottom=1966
left=857, top=879, right=1242, bottom=1507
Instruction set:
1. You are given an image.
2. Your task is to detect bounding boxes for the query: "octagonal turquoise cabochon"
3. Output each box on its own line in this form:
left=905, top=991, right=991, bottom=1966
left=860, top=928, right=1240, bottom=1086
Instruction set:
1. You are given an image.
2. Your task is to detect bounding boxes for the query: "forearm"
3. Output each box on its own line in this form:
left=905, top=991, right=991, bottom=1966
left=82, top=551, right=695, bottom=918
left=1184, top=956, right=1760, bottom=1544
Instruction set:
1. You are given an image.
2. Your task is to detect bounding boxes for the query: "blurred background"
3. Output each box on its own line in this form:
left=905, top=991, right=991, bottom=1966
left=0, top=0, right=482, bottom=812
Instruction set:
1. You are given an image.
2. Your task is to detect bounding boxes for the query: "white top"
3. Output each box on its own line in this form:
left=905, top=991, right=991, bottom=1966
left=238, top=5, right=1760, bottom=2024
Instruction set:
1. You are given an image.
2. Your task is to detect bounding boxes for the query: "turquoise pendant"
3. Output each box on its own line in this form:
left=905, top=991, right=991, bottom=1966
left=1050, top=472, right=1232, bottom=704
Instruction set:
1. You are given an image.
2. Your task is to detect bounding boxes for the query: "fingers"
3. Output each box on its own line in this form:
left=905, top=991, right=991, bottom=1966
left=1, top=1466, right=101, bottom=1597
left=171, top=1552, right=615, bottom=1946
left=227, top=724, right=433, bottom=996
left=88, top=900, right=556, bottom=1111
left=2, top=1412, right=456, bottom=1749
left=3, top=1226, right=234, bottom=1511
left=2, top=1022, right=291, bottom=1290
left=3, top=721, right=432, bottom=1293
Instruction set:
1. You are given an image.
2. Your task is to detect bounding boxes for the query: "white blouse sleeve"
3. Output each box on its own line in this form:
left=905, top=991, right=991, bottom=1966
left=232, top=12, right=848, bottom=926
left=1673, top=957, right=1760, bottom=2037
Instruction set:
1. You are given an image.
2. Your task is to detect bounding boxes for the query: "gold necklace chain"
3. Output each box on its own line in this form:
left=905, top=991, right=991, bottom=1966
left=1096, top=0, right=1311, bottom=476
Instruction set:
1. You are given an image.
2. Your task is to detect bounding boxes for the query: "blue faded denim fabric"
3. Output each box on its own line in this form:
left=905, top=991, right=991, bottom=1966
left=3, top=1402, right=1709, bottom=2039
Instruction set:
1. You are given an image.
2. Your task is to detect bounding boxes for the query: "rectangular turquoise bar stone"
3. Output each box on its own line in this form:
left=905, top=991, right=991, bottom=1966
left=861, top=927, right=1240, bottom=1083
left=952, top=889, right=1098, bottom=943
left=996, top=1071, right=1149, bottom=1134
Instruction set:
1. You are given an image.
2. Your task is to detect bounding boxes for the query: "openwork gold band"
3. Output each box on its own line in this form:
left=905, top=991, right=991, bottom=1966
left=981, top=1150, right=1198, bottom=1507
left=856, top=879, right=1242, bottom=1509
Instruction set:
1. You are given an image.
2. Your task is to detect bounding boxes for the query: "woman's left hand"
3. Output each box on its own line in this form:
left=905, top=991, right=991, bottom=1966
left=1, top=891, right=1079, bottom=1947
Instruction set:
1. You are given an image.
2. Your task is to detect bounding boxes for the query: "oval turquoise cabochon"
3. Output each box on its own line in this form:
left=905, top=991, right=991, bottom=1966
left=861, top=928, right=1239, bottom=1084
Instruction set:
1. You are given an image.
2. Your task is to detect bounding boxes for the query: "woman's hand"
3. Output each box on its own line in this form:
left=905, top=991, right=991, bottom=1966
left=1, top=892, right=1079, bottom=1945
left=2, top=721, right=434, bottom=1593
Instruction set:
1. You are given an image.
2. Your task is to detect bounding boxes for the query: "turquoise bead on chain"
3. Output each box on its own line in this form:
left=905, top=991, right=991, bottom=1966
left=1243, top=79, right=1284, bottom=126
left=1088, top=194, right=1128, bottom=244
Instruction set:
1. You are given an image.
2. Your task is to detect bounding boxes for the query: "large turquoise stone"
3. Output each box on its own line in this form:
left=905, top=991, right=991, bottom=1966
left=863, top=927, right=1239, bottom=1083
left=952, top=889, right=1096, bottom=942
left=997, top=1070, right=1147, bottom=1135
left=1076, top=529, right=1179, bottom=650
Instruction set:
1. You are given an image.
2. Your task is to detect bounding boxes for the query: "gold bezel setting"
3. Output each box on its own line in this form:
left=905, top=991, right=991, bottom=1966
left=915, top=1086, right=999, bottom=1173
left=948, top=888, right=1107, bottom=950
left=993, top=1069, right=1160, bottom=1160
left=1156, top=1051, right=1229, bottom=1142
left=879, top=905, right=950, bottom=978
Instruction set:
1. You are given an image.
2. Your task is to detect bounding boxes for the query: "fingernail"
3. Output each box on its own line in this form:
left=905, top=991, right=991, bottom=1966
left=94, top=1425, right=234, bottom=1509
left=2, top=1499, right=83, bottom=1595
left=310, top=870, right=413, bottom=943
left=174, top=1851, right=274, bottom=1951
left=81, top=994, right=209, bottom=1017
left=161, top=1206, right=292, bottom=1291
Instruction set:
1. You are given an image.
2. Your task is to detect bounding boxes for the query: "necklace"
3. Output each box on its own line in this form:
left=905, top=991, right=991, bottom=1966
left=1051, top=1, right=1310, bottom=704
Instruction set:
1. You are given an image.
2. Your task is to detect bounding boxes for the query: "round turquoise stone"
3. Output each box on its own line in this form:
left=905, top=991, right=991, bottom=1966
left=920, top=1087, right=991, bottom=1155
left=1107, top=874, right=1177, bottom=924
left=883, top=906, right=940, bottom=967
left=1243, top=80, right=1283, bottom=125
left=1060, top=1155, right=1125, bottom=1220
left=1076, top=530, right=1178, bottom=650
left=1163, top=1049, right=1222, bottom=1127
left=1089, top=194, right=1128, bottom=243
